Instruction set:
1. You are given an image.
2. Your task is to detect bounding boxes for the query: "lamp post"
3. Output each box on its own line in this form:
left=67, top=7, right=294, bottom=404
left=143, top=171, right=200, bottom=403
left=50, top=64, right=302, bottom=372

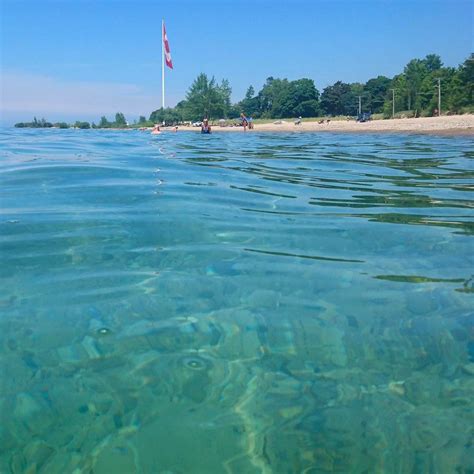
left=390, top=89, right=396, bottom=118
left=436, top=78, right=441, bottom=116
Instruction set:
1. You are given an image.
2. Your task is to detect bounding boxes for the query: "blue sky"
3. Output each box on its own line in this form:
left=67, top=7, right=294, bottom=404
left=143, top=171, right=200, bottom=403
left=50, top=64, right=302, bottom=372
left=1, top=0, right=472, bottom=124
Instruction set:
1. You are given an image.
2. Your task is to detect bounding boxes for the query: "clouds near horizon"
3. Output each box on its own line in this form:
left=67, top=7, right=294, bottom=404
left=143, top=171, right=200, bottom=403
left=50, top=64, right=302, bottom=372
left=1, top=71, right=177, bottom=124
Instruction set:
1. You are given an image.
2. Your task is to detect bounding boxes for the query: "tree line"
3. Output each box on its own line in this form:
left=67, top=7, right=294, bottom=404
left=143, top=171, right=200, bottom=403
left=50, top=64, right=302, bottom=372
left=15, top=53, right=473, bottom=128
left=15, top=113, right=129, bottom=129
left=150, top=53, right=473, bottom=122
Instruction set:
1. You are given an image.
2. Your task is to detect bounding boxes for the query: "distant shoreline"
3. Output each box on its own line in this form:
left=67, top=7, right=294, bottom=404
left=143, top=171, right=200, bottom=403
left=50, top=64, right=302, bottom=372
left=11, top=115, right=474, bottom=136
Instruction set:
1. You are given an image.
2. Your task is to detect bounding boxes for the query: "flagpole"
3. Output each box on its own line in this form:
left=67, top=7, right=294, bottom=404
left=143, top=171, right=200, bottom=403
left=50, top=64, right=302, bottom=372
left=161, top=19, right=165, bottom=110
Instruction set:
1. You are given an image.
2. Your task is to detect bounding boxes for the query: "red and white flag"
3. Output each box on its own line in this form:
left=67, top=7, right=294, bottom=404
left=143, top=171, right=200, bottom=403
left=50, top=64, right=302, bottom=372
left=163, top=22, right=173, bottom=69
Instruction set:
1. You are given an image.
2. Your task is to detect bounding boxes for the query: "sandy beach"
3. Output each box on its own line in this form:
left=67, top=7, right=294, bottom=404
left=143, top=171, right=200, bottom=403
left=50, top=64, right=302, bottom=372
left=170, top=114, right=474, bottom=135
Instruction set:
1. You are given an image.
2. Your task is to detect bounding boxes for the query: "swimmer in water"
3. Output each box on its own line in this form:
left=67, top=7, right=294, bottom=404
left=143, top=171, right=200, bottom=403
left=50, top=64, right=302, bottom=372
left=151, top=124, right=161, bottom=135
left=201, top=118, right=211, bottom=134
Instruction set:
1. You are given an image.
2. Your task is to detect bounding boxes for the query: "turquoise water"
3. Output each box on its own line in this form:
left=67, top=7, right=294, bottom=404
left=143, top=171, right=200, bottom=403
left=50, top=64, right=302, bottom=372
left=1, top=128, right=473, bottom=473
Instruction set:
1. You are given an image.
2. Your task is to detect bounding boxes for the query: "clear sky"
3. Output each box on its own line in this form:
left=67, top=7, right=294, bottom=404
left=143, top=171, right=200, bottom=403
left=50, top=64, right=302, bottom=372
left=1, top=0, right=472, bottom=124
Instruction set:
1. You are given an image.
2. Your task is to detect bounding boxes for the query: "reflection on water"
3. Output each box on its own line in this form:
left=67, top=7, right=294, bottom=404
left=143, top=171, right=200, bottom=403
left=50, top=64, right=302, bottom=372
left=0, top=128, right=473, bottom=473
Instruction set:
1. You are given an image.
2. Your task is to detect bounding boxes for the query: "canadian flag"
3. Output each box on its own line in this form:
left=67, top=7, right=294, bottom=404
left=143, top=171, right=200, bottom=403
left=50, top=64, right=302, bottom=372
left=163, top=22, right=173, bottom=69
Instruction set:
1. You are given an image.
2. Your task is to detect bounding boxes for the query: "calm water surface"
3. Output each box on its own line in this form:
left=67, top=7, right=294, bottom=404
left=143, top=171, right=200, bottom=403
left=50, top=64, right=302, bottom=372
left=0, top=128, right=473, bottom=473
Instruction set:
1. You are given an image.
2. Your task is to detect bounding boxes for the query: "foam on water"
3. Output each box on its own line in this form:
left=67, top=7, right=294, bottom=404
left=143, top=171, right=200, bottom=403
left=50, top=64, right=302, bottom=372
left=1, top=128, right=473, bottom=473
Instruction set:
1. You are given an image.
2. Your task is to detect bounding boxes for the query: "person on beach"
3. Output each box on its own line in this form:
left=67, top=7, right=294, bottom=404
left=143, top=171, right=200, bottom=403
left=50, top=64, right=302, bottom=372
left=151, top=124, right=161, bottom=134
left=201, top=118, right=211, bottom=134
left=241, top=113, right=248, bottom=131
left=248, top=116, right=254, bottom=130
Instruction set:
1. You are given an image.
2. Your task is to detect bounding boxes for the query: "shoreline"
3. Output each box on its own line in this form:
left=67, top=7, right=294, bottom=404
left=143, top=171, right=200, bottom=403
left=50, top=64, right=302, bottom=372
left=11, top=115, right=474, bottom=136
left=165, top=115, right=474, bottom=136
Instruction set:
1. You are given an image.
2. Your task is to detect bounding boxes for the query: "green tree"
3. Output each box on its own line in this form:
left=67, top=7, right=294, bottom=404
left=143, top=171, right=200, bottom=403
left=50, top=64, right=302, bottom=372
left=149, top=107, right=184, bottom=125
left=185, top=73, right=223, bottom=119
left=114, top=112, right=127, bottom=127
left=293, top=100, right=320, bottom=117
left=423, top=54, right=443, bottom=73
left=438, top=63, right=469, bottom=113
left=239, top=85, right=259, bottom=117
left=228, top=104, right=241, bottom=118
left=456, top=54, right=474, bottom=107
left=348, top=83, right=365, bottom=115
left=320, top=81, right=353, bottom=115
left=149, top=108, right=164, bottom=123
left=74, top=121, right=91, bottom=129
left=217, top=79, right=232, bottom=118
left=256, top=77, right=291, bottom=117
left=175, top=100, right=192, bottom=121
left=286, top=78, right=320, bottom=117
left=416, top=75, right=436, bottom=113
left=99, top=116, right=110, bottom=128
left=404, top=59, right=429, bottom=111
left=273, top=78, right=319, bottom=118
left=364, top=76, right=391, bottom=113
left=447, top=74, right=468, bottom=112
left=245, top=86, right=255, bottom=100
left=383, top=74, right=409, bottom=117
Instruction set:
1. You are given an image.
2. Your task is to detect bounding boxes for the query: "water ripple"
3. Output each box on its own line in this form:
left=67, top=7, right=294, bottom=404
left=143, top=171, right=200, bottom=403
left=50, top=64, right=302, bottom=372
left=1, top=128, right=473, bottom=473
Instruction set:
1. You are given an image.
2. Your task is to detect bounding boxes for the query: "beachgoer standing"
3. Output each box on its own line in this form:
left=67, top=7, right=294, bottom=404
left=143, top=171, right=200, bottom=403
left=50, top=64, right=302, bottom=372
left=241, top=113, right=248, bottom=131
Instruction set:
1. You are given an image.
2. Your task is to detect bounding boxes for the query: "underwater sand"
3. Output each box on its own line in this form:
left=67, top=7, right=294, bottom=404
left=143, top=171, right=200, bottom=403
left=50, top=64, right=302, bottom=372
left=0, top=129, right=473, bottom=473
